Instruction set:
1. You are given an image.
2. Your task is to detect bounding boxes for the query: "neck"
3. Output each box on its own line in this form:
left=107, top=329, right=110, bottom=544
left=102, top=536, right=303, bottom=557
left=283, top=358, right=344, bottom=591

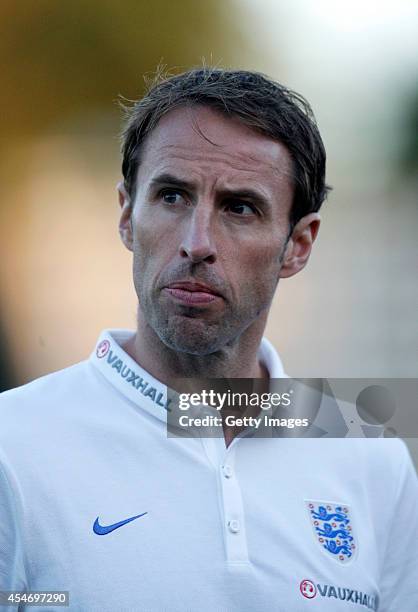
left=123, top=309, right=271, bottom=448
left=123, top=308, right=269, bottom=390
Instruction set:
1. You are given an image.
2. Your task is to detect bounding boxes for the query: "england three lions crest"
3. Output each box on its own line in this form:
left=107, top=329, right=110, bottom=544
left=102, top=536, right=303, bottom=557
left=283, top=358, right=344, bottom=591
left=306, top=500, right=357, bottom=564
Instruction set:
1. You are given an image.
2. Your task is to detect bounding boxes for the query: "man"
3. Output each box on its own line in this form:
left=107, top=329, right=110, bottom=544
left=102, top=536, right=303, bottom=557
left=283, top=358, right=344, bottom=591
left=0, top=68, right=417, bottom=611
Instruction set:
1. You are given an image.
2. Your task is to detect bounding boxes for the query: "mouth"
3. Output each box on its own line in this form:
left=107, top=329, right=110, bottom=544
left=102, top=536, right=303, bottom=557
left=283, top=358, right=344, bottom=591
left=163, top=281, right=224, bottom=306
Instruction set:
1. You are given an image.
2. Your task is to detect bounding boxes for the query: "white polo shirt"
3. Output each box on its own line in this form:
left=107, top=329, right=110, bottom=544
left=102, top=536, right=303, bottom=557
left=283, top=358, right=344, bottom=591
left=0, top=329, right=417, bottom=611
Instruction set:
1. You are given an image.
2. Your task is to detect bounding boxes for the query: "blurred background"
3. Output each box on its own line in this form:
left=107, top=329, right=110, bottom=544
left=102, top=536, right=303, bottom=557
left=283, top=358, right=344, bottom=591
left=0, top=1, right=417, bottom=454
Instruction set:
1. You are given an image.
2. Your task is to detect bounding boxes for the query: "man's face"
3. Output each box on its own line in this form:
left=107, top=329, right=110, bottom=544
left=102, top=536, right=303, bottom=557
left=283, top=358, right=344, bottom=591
left=119, top=105, right=312, bottom=355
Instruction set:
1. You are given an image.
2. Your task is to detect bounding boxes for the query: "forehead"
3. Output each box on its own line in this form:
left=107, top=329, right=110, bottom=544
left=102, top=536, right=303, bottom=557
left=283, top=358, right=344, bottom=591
left=137, top=105, right=293, bottom=190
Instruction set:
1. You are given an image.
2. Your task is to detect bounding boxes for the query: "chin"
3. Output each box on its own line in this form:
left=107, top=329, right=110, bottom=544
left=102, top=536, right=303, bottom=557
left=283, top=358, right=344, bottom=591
left=155, top=316, right=226, bottom=356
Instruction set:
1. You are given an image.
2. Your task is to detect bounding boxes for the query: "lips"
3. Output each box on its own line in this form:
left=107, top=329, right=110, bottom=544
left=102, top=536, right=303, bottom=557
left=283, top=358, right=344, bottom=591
left=167, top=281, right=222, bottom=296
left=163, top=280, right=223, bottom=305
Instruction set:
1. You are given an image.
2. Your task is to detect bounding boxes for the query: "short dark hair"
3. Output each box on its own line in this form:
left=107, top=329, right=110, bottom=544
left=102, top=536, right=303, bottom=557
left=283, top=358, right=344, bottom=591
left=120, top=67, right=331, bottom=227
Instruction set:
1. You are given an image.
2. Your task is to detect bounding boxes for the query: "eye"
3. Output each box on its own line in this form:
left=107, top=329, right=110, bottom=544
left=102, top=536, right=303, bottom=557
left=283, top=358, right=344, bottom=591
left=160, top=189, right=186, bottom=206
left=226, top=200, right=257, bottom=216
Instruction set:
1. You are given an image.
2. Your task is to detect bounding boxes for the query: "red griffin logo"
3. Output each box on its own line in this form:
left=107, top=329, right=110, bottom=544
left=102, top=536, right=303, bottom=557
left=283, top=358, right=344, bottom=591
left=300, top=579, right=317, bottom=599
left=96, top=339, right=110, bottom=359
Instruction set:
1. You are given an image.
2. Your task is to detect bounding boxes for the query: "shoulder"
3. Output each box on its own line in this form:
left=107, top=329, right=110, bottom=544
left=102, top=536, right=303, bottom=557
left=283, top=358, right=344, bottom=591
left=345, top=438, right=417, bottom=507
left=1, top=360, right=90, bottom=401
left=304, top=437, right=417, bottom=500
left=339, top=437, right=415, bottom=479
left=359, top=437, right=414, bottom=470
left=0, top=361, right=96, bottom=435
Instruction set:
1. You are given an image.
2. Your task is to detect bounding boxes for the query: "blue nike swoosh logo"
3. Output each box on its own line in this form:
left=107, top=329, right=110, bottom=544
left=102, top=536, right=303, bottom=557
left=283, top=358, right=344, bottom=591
left=93, top=512, right=148, bottom=535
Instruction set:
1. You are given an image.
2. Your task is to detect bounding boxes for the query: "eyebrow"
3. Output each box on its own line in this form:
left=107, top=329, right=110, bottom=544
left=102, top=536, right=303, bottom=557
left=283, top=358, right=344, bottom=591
left=150, top=173, right=196, bottom=192
left=149, top=173, right=271, bottom=209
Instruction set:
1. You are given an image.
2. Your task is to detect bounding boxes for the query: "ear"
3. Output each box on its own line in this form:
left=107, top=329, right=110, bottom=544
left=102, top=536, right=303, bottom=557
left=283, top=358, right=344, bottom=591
left=117, top=181, right=133, bottom=251
left=279, top=212, right=321, bottom=279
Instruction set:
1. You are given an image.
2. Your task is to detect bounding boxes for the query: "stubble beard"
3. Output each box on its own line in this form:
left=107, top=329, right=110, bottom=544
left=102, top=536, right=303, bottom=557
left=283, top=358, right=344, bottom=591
left=133, top=241, right=286, bottom=357
left=135, top=275, right=276, bottom=357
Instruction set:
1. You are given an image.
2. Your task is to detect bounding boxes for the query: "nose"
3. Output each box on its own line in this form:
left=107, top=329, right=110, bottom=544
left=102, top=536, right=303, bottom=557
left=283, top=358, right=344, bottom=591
left=179, top=205, right=217, bottom=264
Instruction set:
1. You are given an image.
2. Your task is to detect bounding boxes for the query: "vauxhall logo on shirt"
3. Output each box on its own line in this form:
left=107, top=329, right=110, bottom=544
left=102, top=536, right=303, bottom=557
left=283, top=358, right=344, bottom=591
left=96, top=339, right=172, bottom=411
left=300, top=579, right=378, bottom=610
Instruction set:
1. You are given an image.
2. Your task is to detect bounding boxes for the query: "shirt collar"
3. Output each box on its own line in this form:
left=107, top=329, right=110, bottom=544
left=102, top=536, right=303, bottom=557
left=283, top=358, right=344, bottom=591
left=90, top=329, right=287, bottom=424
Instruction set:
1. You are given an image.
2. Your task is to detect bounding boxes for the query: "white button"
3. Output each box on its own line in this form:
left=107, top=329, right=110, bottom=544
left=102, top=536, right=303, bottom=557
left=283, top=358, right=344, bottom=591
left=228, top=519, right=240, bottom=534
left=222, top=464, right=233, bottom=479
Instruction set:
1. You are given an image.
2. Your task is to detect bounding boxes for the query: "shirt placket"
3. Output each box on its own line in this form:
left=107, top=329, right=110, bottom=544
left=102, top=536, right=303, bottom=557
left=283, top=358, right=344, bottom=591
left=201, top=435, right=251, bottom=567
